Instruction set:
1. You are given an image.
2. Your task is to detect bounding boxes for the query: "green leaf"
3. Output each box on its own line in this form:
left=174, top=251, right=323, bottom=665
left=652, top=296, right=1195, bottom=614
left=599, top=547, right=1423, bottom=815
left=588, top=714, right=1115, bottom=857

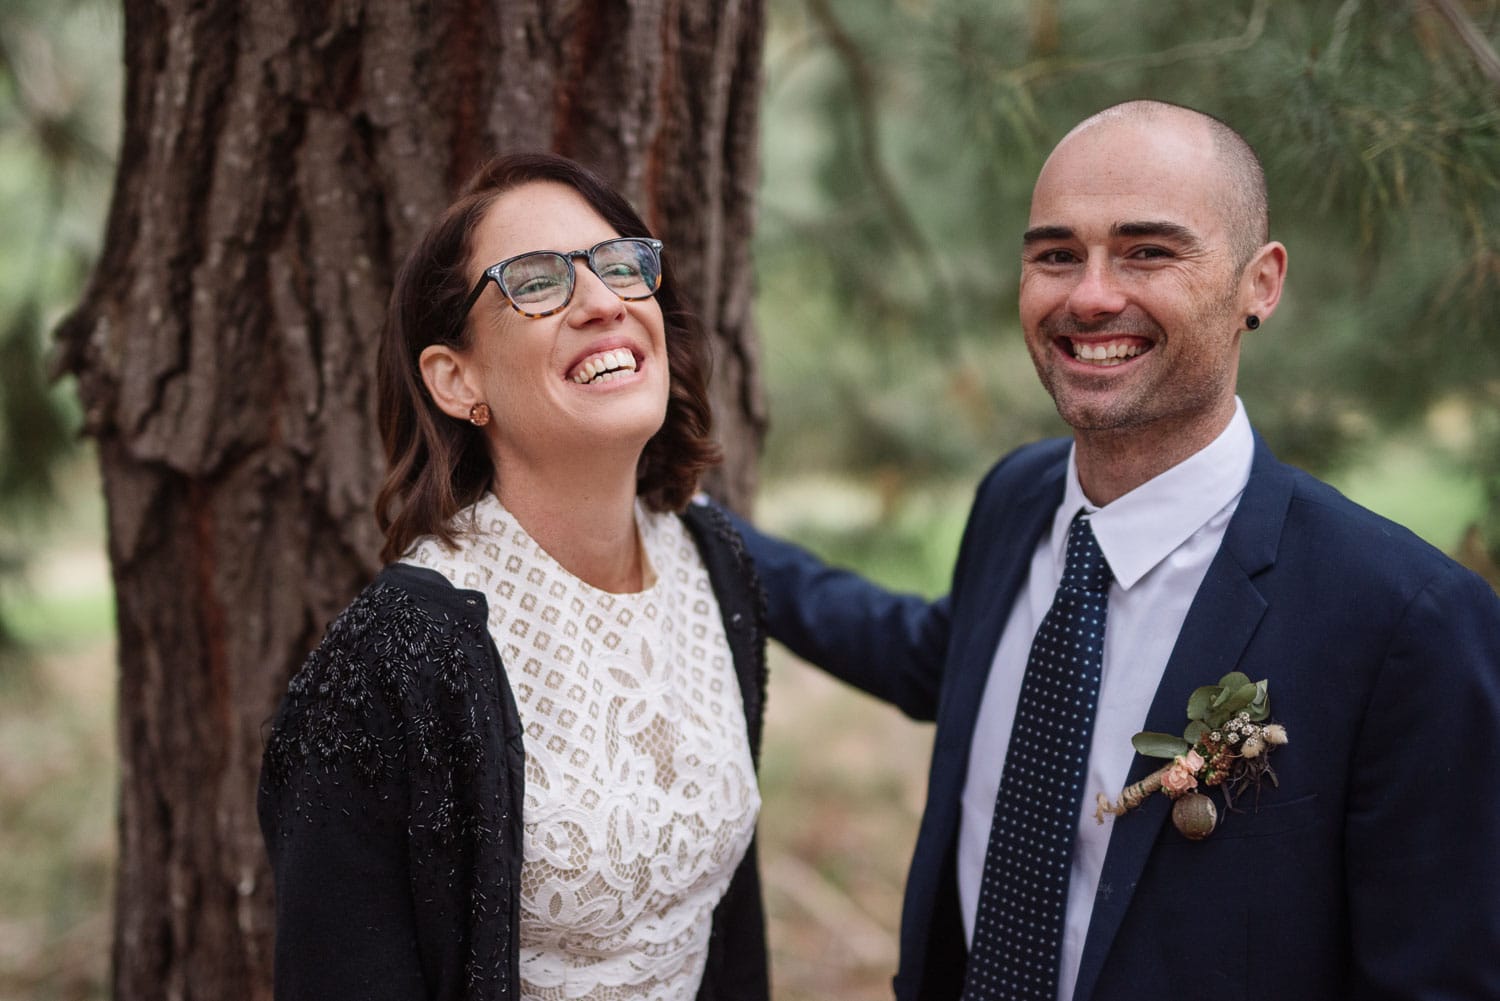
left=1217, top=671, right=1252, bottom=691
left=1247, top=681, right=1271, bottom=721
left=1132, top=731, right=1191, bottom=759
left=1227, top=682, right=1259, bottom=713
left=1184, top=720, right=1209, bottom=745
left=1186, top=686, right=1219, bottom=720
left=1207, top=683, right=1259, bottom=726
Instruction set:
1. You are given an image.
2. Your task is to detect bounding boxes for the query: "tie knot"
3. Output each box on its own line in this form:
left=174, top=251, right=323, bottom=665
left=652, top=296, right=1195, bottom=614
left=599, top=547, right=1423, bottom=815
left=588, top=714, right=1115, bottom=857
left=1062, top=513, right=1113, bottom=595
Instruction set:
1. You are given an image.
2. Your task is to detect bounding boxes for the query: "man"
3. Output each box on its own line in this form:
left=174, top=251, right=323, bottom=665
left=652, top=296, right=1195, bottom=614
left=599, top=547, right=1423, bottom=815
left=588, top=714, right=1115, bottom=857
left=736, top=101, right=1500, bottom=999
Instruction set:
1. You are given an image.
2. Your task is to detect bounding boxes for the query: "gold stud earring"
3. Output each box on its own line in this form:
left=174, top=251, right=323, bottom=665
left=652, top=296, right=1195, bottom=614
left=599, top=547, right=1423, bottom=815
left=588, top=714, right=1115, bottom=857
left=468, top=403, right=491, bottom=427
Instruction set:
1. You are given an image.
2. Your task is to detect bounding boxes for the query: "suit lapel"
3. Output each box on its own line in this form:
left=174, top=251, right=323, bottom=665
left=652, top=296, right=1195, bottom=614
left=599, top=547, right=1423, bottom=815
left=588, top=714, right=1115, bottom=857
left=938, top=467, right=1067, bottom=750
left=1072, top=439, right=1293, bottom=1001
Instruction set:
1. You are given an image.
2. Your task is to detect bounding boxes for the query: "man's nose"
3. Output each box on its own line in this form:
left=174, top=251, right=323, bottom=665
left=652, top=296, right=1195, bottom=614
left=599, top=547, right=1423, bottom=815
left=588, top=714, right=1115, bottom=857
left=1065, top=258, right=1128, bottom=320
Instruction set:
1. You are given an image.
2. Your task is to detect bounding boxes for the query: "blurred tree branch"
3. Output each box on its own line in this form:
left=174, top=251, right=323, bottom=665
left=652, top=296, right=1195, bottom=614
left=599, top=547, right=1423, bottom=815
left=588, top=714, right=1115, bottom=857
left=1427, top=0, right=1500, bottom=88
left=1008, top=0, right=1269, bottom=87
left=805, top=0, right=955, bottom=312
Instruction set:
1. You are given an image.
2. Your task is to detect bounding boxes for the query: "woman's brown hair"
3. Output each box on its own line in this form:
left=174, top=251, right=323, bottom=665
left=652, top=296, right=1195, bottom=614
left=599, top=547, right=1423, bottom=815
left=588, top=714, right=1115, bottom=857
left=374, top=153, right=721, bottom=563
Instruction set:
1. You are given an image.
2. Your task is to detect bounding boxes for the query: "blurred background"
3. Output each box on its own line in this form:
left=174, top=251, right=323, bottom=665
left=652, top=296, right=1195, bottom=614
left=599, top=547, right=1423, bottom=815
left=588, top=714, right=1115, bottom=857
left=2, top=1, right=1496, bottom=998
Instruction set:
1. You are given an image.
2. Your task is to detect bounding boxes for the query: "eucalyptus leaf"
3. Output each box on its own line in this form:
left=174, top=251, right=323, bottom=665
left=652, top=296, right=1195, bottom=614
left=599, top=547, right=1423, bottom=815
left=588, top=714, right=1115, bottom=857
left=1218, top=672, right=1252, bottom=690
left=1186, top=686, right=1219, bottom=720
left=1132, top=731, right=1192, bottom=759
left=1184, top=720, right=1209, bottom=745
left=1248, top=681, right=1271, bottom=721
left=1207, top=683, right=1259, bottom=726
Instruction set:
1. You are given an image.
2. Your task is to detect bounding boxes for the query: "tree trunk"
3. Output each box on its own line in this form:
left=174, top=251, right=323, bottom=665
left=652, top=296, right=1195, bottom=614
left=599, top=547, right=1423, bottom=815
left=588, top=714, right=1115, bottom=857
left=54, top=2, right=765, bottom=997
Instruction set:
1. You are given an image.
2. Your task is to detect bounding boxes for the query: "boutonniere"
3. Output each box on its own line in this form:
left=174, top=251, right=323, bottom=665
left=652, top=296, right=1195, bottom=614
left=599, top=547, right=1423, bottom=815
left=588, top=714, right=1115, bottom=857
left=1094, top=672, right=1289, bottom=840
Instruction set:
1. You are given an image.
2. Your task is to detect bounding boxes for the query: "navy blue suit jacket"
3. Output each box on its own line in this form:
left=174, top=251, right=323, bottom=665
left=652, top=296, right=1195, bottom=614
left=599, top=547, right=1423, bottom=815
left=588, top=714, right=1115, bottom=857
left=737, top=436, right=1500, bottom=1000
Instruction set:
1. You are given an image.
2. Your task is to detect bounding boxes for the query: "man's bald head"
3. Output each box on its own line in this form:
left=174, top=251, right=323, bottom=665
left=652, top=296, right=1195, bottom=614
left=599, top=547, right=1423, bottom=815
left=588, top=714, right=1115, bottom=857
left=1055, top=101, right=1269, bottom=271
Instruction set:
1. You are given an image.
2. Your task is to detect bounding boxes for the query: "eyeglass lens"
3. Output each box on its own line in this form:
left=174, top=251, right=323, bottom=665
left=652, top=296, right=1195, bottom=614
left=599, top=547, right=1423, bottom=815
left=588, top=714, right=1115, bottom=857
left=500, top=238, right=661, bottom=315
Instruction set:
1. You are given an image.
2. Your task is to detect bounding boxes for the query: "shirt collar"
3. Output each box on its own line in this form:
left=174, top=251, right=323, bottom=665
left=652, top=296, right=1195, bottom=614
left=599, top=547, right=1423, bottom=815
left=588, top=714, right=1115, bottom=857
left=1050, top=398, right=1255, bottom=590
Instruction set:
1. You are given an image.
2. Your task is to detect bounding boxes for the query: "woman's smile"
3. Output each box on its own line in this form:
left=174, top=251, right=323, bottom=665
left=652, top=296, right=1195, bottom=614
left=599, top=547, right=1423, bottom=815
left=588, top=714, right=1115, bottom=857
left=567, top=345, right=643, bottom=385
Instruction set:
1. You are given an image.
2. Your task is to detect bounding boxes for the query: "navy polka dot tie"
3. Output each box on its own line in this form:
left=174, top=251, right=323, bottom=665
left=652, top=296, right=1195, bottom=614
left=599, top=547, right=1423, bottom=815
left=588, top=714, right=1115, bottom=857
left=963, top=512, right=1112, bottom=1001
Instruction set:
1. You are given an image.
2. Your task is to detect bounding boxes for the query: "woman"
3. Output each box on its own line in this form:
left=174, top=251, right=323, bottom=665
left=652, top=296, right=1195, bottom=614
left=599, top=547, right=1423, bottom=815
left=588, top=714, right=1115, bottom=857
left=258, top=153, right=769, bottom=1001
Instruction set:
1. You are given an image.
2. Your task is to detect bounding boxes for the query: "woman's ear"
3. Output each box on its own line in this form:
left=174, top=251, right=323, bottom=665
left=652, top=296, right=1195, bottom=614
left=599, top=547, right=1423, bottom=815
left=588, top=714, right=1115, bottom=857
left=419, top=344, right=481, bottom=422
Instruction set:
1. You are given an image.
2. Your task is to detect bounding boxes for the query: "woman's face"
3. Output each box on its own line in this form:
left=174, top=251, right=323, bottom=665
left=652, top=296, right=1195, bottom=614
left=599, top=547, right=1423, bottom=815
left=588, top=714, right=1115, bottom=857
left=449, top=181, right=671, bottom=480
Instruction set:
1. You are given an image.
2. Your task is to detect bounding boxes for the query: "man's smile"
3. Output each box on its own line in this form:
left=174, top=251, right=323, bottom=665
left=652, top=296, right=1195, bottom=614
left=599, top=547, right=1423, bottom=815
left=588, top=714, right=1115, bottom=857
left=1067, top=337, right=1151, bottom=367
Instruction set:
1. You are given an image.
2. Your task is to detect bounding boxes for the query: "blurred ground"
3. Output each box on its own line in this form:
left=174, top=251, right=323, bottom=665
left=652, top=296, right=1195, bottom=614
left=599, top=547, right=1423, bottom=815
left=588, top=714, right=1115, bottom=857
left=0, top=591, right=114, bottom=1001
left=760, top=650, right=931, bottom=1000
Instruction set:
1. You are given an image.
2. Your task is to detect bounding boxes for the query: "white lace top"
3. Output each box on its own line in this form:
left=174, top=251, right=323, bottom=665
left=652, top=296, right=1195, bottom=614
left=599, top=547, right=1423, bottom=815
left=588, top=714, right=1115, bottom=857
left=402, top=494, right=761, bottom=1001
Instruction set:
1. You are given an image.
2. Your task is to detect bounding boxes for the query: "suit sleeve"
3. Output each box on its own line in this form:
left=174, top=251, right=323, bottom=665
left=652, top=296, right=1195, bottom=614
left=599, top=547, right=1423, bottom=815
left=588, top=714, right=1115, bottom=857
left=725, top=507, right=948, bottom=721
left=1344, top=567, right=1500, bottom=998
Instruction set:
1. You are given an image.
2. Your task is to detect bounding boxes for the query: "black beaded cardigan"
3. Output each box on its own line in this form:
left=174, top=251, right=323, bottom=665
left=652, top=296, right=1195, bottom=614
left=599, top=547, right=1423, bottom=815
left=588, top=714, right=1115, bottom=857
left=258, top=501, right=770, bottom=1001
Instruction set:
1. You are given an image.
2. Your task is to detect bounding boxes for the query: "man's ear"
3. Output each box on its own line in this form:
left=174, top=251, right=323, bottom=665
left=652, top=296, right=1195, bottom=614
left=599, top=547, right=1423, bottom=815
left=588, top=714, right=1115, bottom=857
left=419, top=344, right=481, bottom=421
left=1242, top=241, right=1287, bottom=325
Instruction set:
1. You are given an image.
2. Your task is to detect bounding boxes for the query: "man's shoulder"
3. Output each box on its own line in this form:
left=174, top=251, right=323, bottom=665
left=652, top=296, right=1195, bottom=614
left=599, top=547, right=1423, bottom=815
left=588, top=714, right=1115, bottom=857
left=1260, top=454, right=1495, bottom=606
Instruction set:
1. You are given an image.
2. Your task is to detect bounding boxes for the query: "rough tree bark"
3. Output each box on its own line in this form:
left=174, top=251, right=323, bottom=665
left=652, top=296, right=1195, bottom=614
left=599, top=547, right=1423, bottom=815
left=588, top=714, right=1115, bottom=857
left=54, top=2, right=765, bottom=998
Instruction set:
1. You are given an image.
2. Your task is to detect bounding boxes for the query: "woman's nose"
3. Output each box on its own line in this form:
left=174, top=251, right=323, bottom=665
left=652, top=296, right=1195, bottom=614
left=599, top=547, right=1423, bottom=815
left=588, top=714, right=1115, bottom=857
left=567, top=264, right=627, bottom=325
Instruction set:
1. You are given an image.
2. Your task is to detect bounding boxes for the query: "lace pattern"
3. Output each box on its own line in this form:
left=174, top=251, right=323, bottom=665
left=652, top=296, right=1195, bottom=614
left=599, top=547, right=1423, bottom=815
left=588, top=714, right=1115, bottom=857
left=404, top=495, right=760, bottom=1001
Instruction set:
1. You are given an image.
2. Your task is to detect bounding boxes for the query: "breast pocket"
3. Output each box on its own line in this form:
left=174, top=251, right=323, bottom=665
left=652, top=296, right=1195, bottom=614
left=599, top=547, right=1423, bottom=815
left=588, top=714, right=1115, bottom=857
left=1179, top=791, right=1321, bottom=843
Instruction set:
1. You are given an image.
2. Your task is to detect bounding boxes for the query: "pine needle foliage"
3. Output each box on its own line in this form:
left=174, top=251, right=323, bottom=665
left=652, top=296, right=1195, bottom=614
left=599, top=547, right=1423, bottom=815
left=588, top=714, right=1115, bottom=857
left=758, top=0, right=1500, bottom=573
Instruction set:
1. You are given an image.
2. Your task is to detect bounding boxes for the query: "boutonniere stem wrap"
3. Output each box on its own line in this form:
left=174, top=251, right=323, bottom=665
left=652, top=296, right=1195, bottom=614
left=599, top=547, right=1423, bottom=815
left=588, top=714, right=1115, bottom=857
left=1094, top=672, right=1289, bottom=840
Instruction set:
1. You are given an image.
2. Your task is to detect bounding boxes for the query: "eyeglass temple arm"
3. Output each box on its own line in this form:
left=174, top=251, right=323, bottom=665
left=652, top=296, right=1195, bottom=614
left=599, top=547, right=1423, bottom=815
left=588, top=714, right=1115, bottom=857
left=451, top=272, right=495, bottom=337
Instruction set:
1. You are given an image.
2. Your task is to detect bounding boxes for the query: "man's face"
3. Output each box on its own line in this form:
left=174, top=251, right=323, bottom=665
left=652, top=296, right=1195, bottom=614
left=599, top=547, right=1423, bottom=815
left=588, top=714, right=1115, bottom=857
left=1019, top=114, right=1250, bottom=444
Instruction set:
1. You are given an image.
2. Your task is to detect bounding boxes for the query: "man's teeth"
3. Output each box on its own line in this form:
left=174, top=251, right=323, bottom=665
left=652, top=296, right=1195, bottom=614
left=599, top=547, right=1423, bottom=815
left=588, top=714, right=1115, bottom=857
left=571, top=349, right=638, bottom=384
left=1073, top=340, right=1146, bottom=366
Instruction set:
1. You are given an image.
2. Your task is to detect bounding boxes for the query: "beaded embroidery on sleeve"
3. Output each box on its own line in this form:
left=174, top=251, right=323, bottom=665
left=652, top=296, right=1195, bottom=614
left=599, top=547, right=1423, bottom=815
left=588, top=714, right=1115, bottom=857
left=260, top=573, right=522, bottom=999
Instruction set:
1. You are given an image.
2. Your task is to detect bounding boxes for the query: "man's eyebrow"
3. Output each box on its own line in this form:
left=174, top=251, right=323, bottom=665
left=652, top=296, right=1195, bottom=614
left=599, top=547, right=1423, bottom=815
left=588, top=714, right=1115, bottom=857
left=1112, top=220, right=1202, bottom=246
left=1022, top=225, right=1074, bottom=245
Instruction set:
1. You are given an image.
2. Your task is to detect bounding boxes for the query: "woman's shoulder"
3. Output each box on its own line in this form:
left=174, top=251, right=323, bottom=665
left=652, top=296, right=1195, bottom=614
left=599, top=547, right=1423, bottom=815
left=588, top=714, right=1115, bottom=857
left=261, top=564, right=507, bottom=791
left=259, top=564, right=521, bottom=854
left=270, top=567, right=494, bottom=733
left=315, top=564, right=487, bottom=666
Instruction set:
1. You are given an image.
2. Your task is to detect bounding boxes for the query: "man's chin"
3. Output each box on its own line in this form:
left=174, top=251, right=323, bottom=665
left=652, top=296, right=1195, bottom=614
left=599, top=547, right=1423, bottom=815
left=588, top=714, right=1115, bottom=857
left=1049, top=392, right=1143, bottom=434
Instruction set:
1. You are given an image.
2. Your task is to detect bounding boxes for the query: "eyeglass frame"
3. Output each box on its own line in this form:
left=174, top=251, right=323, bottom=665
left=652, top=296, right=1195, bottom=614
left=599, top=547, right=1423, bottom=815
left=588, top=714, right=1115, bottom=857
left=451, top=237, right=665, bottom=334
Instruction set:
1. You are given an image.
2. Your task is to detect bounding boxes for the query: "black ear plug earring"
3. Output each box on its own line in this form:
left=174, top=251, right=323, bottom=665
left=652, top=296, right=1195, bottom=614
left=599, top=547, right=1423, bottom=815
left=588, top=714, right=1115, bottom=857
left=1246, top=315, right=1260, bottom=330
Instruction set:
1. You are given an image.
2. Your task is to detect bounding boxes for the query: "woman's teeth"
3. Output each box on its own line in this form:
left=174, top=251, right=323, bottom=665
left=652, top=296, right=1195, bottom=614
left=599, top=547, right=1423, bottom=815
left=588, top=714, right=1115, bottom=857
left=1073, top=340, right=1146, bottom=366
left=571, top=349, right=638, bottom=384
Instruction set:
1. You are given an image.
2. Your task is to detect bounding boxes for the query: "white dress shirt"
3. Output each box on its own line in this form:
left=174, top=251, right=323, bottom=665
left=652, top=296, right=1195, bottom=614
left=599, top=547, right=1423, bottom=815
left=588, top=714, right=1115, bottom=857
left=957, top=398, right=1255, bottom=1001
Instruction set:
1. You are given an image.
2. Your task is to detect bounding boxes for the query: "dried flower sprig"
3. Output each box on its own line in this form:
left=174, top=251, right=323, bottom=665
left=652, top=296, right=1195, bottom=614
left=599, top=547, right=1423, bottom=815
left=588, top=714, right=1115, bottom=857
left=1094, top=672, right=1289, bottom=839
